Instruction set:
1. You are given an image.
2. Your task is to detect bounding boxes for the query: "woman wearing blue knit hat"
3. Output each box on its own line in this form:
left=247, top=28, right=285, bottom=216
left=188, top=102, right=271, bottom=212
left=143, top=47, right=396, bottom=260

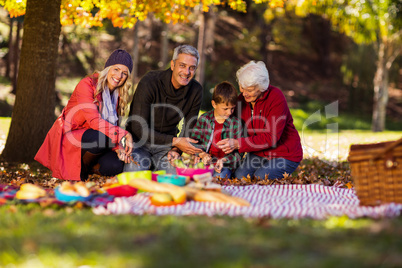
left=35, top=49, right=135, bottom=181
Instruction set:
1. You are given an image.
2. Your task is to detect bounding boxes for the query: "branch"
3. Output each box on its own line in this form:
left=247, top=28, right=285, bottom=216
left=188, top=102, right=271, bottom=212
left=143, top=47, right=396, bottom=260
left=389, top=29, right=402, bottom=43
left=386, top=46, right=402, bottom=68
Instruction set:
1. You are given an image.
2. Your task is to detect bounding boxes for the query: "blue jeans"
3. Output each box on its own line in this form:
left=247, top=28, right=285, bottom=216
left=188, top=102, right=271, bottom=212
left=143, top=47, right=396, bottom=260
left=234, top=153, right=300, bottom=180
left=213, top=168, right=232, bottom=179
left=124, top=143, right=176, bottom=173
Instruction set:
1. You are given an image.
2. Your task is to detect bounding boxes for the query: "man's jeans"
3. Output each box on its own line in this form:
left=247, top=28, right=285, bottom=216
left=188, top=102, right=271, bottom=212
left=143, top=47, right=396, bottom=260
left=124, top=143, right=176, bottom=173
left=234, top=153, right=300, bottom=180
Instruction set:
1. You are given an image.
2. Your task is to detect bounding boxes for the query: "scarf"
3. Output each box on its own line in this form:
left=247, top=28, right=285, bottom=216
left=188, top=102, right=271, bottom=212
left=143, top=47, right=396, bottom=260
left=101, top=87, right=119, bottom=126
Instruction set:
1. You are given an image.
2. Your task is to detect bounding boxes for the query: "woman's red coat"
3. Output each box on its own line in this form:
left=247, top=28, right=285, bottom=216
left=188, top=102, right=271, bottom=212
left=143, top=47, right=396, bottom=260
left=34, top=74, right=128, bottom=181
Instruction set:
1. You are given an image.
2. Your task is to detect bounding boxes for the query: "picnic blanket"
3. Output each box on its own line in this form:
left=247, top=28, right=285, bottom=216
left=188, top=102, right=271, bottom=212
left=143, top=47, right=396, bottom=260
left=92, top=184, right=402, bottom=219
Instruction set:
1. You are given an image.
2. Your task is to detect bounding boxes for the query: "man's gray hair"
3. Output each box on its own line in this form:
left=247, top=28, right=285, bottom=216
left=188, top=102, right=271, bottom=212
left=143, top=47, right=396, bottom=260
left=236, top=61, right=270, bottom=92
left=172, top=45, right=200, bottom=66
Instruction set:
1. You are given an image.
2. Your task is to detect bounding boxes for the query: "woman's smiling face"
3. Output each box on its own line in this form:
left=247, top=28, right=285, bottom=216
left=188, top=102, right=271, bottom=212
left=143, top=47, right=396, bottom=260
left=107, top=64, right=129, bottom=90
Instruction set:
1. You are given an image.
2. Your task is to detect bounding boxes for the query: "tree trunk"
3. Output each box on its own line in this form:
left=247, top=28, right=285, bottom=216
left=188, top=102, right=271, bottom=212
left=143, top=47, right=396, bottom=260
left=11, top=21, right=22, bottom=94
left=159, top=22, right=169, bottom=69
left=196, top=10, right=216, bottom=86
left=132, top=21, right=140, bottom=84
left=306, top=14, right=331, bottom=76
left=5, top=17, right=13, bottom=79
left=196, top=12, right=206, bottom=85
left=205, top=10, right=216, bottom=61
left=1, top=0, right=61, bottom=162
left=371, top=42, right=389, bottom=132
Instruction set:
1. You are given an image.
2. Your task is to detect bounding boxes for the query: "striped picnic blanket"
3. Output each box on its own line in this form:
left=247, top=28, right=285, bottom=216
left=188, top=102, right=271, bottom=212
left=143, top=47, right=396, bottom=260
left=92, top=184, right=402, bottom=219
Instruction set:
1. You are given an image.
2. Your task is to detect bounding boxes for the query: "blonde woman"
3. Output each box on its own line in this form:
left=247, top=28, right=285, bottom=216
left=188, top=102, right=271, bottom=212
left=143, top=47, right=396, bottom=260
left=35, top=49, right=134, bottom=181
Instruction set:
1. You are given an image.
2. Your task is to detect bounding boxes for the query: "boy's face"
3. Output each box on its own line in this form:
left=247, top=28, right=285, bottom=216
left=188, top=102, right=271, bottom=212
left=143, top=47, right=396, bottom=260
left=212, top=100, right=236, bottom=123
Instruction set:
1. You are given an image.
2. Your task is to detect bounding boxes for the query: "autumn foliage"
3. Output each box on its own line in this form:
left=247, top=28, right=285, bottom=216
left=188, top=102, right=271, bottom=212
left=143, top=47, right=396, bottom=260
left=0, top=157, right=352, bottom=190
left=1, top=0, right=285, bottom=28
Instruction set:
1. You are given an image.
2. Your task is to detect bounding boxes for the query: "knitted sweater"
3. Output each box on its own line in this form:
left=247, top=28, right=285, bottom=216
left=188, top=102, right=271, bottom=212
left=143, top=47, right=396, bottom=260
left=127, top=68, right=203, bottom=145
left=236, top=85, right=303, bottom=162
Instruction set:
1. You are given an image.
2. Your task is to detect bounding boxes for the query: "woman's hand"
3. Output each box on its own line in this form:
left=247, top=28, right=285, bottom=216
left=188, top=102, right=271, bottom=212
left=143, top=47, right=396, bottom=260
left=116, top=149, right=132, bottom=164
left=217, top=138, right=239, bottom=154
left=122, top=133, right=133, bottom=155
left=167, top=150, right=181, bottom=165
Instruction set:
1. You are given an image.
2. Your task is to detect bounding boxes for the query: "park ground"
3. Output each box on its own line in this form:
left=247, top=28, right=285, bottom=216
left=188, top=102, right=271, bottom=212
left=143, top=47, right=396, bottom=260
left=0, top=102, right=401, bottom=266
left=0, top=13, right=401, bottom=265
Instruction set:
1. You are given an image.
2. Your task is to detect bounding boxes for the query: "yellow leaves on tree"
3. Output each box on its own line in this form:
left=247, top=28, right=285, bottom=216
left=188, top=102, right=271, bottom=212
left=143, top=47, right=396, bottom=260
left=0, top=0, right=26, bottom=18
left=1, top=0, right=287, bottom=28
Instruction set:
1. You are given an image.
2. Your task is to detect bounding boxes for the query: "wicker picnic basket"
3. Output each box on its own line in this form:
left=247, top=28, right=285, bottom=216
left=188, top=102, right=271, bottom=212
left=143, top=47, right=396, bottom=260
left=348, top=137, right=402, bottom=206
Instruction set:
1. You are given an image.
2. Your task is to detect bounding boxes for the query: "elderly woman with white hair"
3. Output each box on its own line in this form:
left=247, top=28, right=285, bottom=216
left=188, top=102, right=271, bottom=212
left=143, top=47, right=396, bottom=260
left=217, top=61, right=303, bottom=179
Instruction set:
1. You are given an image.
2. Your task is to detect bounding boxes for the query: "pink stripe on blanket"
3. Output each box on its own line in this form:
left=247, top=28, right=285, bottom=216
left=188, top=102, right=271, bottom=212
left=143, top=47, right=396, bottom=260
left=92, top=185, right=402, bottom=219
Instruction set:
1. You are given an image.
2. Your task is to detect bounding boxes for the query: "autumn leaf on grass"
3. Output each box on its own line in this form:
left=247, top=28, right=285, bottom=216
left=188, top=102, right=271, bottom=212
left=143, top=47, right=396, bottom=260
left=11, top=177, right=25, bottom=186
left=241, top=176, right=252, bottom=184
left=292, top=178, right=304, bottom=184
left=283, top=172, right=290, bottom=179
left=345, top=182, right=353, bottom=189
left=313, top=181, right=324, bottom=185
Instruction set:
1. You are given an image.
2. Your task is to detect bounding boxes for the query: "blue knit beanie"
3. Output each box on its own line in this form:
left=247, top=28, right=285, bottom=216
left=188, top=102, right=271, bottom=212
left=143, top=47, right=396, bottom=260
left=104, top=49, right=133, bottom=73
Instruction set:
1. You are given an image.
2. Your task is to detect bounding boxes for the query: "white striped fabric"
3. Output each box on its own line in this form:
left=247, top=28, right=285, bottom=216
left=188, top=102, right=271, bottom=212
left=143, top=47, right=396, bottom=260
left=92, top=185, right=402, bottom=219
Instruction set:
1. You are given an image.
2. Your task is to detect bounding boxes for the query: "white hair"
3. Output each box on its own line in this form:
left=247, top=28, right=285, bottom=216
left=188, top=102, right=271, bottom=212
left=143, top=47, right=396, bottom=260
left=236, top=61, right=270, bottom=92
left=172, top=45, right=199, bottom=66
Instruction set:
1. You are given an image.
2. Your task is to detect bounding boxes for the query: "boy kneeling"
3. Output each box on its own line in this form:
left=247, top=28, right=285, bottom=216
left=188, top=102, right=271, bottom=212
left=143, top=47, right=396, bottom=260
left=191, top=81, right=243, bottom=178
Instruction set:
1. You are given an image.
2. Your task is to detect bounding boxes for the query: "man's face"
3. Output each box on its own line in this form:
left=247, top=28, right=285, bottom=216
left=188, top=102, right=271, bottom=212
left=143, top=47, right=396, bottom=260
left=171, top=54, right=198, bottom=89
left=239, top=85, right=262, bottom=105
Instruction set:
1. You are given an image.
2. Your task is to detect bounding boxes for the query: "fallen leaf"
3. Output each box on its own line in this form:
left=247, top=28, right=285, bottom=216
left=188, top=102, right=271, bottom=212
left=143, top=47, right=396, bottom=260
left=345, top=182, right=353, bottom=189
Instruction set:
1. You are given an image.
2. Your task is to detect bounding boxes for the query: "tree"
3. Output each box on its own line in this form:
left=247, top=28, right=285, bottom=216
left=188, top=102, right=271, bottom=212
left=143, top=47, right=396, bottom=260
left=196, top=8, right=217, bottom=85
left=0, top=0, right=285, bottom=162
left=11, top=17, right=22, bottom=94
left=5, top=16, right=13, bottom=79
left=1, top=0, right=61, bottom=162
left=293, top=0, right=402, bottom=132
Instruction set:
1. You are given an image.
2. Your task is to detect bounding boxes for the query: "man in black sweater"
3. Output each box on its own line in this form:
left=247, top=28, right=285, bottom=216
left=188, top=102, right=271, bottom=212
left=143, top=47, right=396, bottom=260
left=125, top=45, right=203, bottom=172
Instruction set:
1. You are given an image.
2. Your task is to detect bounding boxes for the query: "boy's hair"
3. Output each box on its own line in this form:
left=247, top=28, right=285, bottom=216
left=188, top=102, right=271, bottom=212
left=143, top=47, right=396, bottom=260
left=212, top=81, right=238, bottom=106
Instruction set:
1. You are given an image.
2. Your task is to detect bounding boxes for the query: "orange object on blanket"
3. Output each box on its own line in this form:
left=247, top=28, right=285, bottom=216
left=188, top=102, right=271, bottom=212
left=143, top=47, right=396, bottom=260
left=150, top=198, right=185, bottom=207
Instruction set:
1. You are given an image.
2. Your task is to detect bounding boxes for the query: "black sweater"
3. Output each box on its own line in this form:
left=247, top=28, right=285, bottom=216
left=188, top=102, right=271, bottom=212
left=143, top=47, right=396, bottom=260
left=127, top=68, right=203, bottom=146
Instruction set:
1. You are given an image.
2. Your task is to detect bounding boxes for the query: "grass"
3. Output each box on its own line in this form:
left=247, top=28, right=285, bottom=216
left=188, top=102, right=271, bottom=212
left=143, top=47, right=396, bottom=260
left=290, top=107, right=402, bottom=131
left=1, top=204, right=401, bottom=268
left=301, top=130, right=402, bottom=161
left=0, top=129, right=401, bottom=267
left=0, top=79, right=401, bottom=267
left=0, top=116, right=10, bottom=136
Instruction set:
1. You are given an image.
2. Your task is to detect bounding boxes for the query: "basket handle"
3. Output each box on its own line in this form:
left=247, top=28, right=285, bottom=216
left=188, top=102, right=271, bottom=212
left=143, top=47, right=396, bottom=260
left=372, top=137, right=402, bottom=160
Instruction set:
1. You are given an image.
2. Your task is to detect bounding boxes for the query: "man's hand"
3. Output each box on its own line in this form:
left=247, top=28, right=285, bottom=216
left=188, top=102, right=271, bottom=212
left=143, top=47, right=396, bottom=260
left=172, top=137, right=203, bottom=155
left=167, top=150, right=181, bottom=162
left=217, top=138, right=239, bottom=154
left=214, top=158, right=226, bottom=173
left=199, top=152, right=212, bottom=165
